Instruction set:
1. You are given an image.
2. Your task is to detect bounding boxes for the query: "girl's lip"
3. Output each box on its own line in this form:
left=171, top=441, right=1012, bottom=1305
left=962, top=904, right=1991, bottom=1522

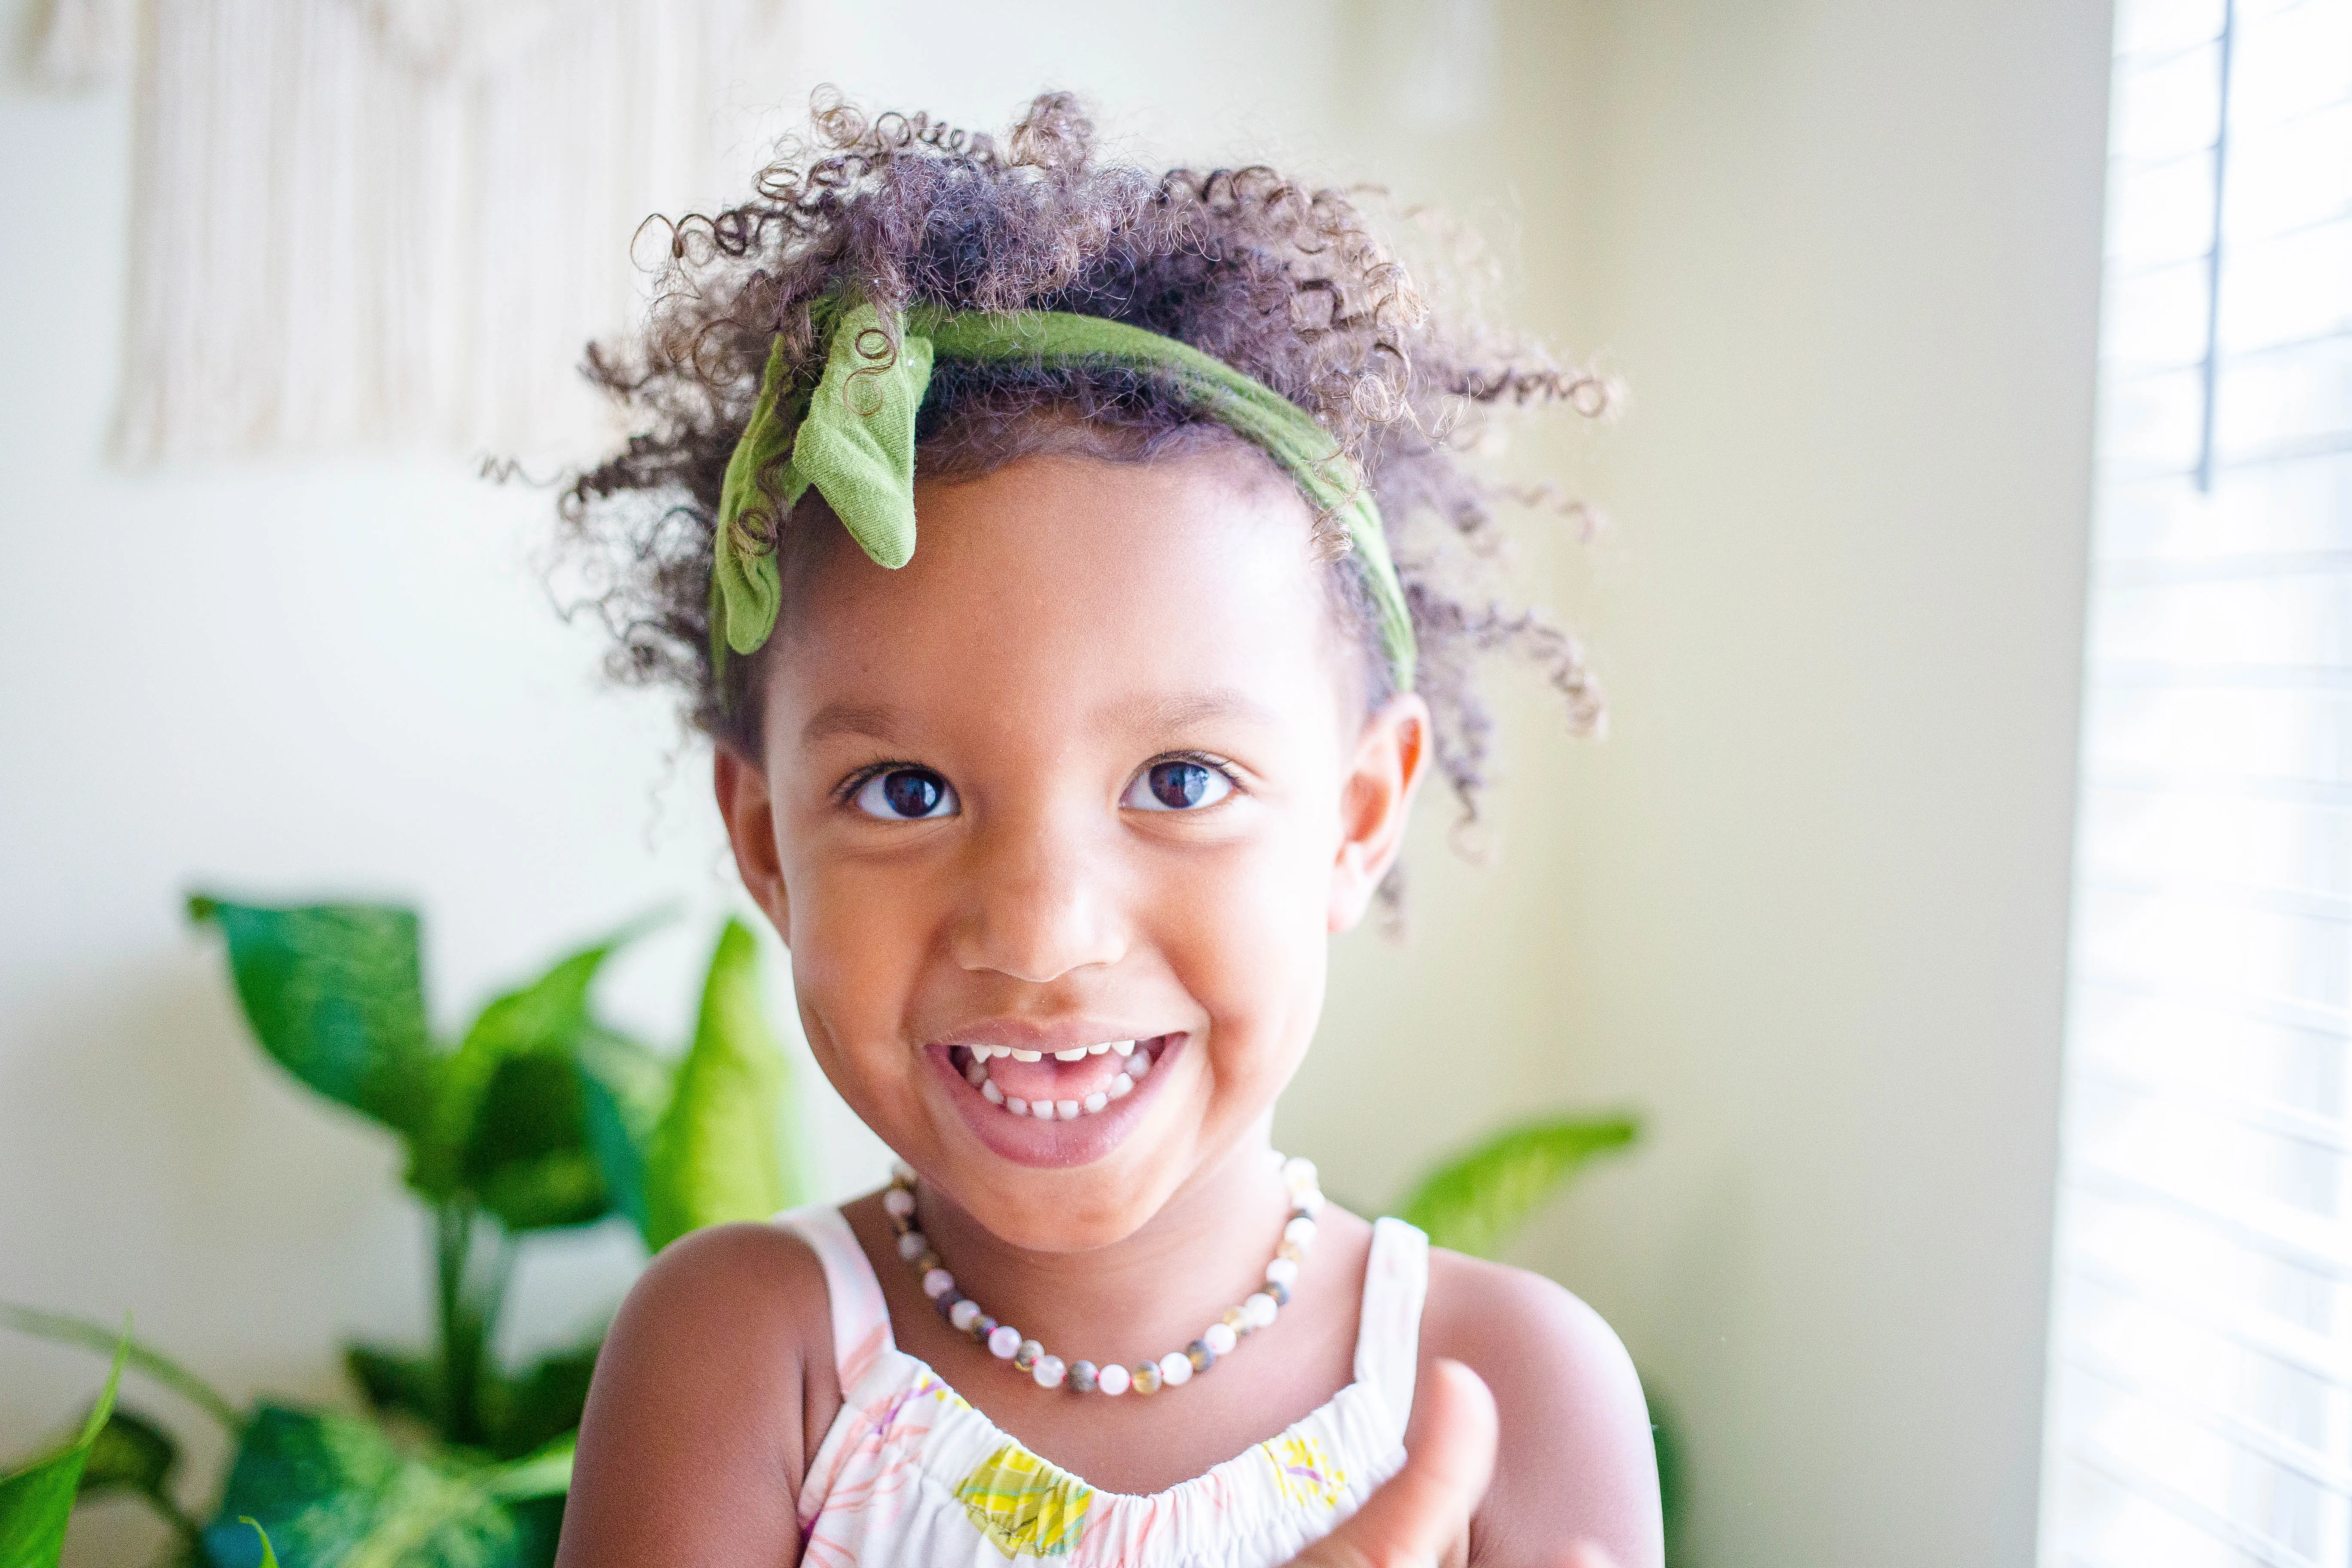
left=929, top=1032, right=1187, bottom=1170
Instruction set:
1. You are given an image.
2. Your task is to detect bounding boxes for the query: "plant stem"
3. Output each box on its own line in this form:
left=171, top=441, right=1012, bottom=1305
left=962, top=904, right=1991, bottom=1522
left=435, top=1201, right=479, bottom=1447
left=433, top=1201, right=518, bottom=1449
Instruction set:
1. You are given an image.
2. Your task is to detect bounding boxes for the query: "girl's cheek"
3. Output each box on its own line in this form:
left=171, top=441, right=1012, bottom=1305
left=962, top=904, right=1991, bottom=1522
left=1163, top=834, right=1333, bottom=1079
left=783, top=854, right=936, bottom=1071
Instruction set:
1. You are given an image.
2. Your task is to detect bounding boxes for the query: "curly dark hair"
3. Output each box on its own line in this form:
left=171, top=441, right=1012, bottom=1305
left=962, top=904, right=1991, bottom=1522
left=560, top=90, right=1612, bottom=833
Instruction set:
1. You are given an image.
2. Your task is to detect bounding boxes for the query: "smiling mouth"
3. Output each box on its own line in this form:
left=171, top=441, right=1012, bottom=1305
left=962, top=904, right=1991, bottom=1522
left=948, top=1035, right=1175, bottom=1120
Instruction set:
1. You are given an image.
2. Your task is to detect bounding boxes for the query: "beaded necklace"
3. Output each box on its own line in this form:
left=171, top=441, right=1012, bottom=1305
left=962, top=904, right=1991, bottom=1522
left=882, top=1154, right=1324, bottom=1396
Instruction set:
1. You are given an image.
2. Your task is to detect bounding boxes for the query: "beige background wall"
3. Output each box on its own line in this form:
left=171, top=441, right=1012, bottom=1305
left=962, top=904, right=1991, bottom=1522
left=1, top=3, right=2109, bottom=1564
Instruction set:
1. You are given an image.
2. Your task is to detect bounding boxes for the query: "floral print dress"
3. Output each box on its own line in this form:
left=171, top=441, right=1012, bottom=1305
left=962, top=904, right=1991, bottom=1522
left=773, top=1205, right=1431, bottom=1568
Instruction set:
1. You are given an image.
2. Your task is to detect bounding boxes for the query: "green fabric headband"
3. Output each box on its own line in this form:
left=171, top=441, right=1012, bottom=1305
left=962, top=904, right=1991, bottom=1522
left=710, top=299, right=1416, bottom=692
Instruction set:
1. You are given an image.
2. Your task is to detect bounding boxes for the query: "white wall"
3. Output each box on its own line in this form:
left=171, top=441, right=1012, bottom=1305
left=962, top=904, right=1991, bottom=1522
left=1310, top=4, right=2109, bottom=1565
left=2, top=4, right=2109, bottom=1565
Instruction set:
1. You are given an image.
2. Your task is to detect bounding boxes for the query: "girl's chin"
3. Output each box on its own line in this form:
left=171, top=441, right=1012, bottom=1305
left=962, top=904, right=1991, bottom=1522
left=928, top=1032, right=1187, bottom=1170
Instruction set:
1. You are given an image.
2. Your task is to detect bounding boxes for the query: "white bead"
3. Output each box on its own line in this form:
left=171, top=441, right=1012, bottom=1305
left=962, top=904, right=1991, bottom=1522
left=923, top=1268, right=955, bottom=1299
left=897, top=1231, right=929, bottom=1261
left=1283, top=1216, right=1317, bottom=1247
left=1282, top=1156, right=1318, bottom=1192
left=981, top=1079, right=1004, bottom=1105
left=1111, top=1040, right=1135, bottom=1056
left=1294, top=1189, right=1324, bottom=1218
left=1054, top=1047, right=1088, bottom=1062
left=1128, top=1050, right=1152, bottom=1078
left=1096, top=1362, right=1130, bottom=1396
left=1265, top=1256, right=1299, bottom=1288
left=1081, top=1091, right=1108, bottom=1114
left=950, top=1299, right=981, bottom=1332
left=1108, top=1074, right=1134, bottom=1099
left=882, top=1188, right=915, bottom=1219
left=988, top=1325, right=1021, bottom=1359
left=1056, top=1099, right=1081, bottom=1120
left=1011, top=1049, right=1043, bottom=1063
left=891, top=1161, right=918, bottom=1185
left=1006, top=1097, right=1029, bottom=1115
left=1244, top=1292, right=1277, bottom=1327
left=1033, top=1355, right=1066, bottom=1389
left=1204, top=1322, right=1237, bottom=1356
left=1158, top=1352, right=1193, bottom=1387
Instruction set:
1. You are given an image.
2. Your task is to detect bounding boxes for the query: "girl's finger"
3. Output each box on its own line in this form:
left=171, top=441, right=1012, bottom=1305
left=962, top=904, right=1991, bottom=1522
left=1284, top=1358, right=1498, bottom=1568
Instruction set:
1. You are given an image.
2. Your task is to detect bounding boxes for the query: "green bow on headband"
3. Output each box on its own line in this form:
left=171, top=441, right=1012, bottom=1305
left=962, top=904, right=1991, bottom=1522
left=711, top=299, right=1415, bottom=691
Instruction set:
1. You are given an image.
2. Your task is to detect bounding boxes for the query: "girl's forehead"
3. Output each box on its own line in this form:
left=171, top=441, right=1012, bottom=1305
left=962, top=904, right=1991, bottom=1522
left=766, top=453, right=1352, bottom=746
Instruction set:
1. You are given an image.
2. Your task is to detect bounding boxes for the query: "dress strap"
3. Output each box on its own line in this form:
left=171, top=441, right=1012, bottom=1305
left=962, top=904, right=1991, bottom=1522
left=1352, top=1216, right=1431, bottom=1435
left=771, top=1204, right=899, bottom=1392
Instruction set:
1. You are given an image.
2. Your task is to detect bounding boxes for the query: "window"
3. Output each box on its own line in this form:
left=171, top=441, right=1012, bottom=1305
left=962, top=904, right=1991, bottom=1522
left=2040, top=1, right=2352, bottom=1565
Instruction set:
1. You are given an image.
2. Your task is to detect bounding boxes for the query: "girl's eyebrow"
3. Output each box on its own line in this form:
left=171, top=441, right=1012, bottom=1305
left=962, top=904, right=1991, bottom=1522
left=1126, top=688, right=1277, bottom=733
left=800, top=701, right=901, bottom=746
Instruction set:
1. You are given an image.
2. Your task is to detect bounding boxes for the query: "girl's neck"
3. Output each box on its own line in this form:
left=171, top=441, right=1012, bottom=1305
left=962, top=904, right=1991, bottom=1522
left=908, top=1128, right=1292, bottom=1356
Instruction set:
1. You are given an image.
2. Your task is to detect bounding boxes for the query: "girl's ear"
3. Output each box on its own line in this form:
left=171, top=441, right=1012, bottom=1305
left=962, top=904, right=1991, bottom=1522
left=1329, top=693, right=1431, bottom=934
left=714, top=744, right=793, bottom=940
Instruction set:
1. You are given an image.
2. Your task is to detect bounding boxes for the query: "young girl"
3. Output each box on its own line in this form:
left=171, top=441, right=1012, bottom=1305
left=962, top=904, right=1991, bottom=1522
left=553, top=93, right=1660, bottom=1568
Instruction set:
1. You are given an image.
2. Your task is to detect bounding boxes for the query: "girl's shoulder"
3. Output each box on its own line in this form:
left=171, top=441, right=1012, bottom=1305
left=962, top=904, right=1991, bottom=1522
left=1417, top=1248, right=1665, bottom=1567
left=557, top=1220, right=842, bottom=1568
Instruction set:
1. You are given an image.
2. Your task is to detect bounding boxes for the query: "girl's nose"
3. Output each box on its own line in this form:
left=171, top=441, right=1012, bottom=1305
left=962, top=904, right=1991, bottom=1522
left=952, top=821, right=1127, bottom=984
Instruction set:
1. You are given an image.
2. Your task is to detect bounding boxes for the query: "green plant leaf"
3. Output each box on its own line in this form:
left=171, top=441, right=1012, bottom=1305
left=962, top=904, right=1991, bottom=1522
left=202, top=1404, right=527, bottom=1568
left=481, top=1344, right=599, bottom=1462
left=642, top=921, right=796, bottom=1252
left=1, top=1305, right=240, bottom=1432
left=410, top=917, right=665, bottom=1231
left=478, top=1437, right=575, bottom=1503
left=188, top=898, right=437, bottom=1143
left=344, top=1344, right=443, bottom=1431
left=461, top=1055, right=607, bottom=1232
left=1395, top=1113, right=1641, bottom=1259
left=505, top=1497, right=564, bottom=1568
left=74, top=1407, right=177, bottom=1501
left=0, top=1324, right=127, bottom=1568
left=237, top=1517, right=281, bottom=1568
left=574, top=1029, right=673, bottom=1240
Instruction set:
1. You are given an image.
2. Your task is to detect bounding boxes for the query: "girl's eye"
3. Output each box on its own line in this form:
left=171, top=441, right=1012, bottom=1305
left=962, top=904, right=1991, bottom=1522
left=1123, top=760, right=1234, bottom=813
left=852, top=768, right=958, bottom=821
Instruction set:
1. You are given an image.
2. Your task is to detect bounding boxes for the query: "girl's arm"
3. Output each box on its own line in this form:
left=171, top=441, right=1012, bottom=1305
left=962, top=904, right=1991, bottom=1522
left=554, top=1223, right=839, bottom=1568
left=1423, top=1255, right=1665, bottom=1568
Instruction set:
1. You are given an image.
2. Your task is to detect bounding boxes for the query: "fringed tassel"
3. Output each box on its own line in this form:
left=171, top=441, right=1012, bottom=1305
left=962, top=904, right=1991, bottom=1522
left=109, top=0, right=798, bottom=466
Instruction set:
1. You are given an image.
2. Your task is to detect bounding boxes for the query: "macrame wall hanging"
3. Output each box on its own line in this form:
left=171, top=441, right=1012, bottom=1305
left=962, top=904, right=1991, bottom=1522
left=39, top=0, right=797, bottom=463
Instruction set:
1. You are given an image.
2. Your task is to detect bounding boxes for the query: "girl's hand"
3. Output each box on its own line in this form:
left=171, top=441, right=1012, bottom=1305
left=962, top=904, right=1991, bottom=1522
left=1284, top=1358, right=1493, bottom=1567
left=1284, top=1360, right=1626, bottom=1568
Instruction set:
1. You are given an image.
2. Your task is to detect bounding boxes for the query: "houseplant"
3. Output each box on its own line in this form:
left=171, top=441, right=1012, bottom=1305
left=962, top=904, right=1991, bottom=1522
left=3, top=897, right=800, bottom=1568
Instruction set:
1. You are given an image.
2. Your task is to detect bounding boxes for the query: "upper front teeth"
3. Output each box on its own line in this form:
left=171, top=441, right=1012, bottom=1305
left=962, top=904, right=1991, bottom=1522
left=968, top=1040, right=1135, bottom=1061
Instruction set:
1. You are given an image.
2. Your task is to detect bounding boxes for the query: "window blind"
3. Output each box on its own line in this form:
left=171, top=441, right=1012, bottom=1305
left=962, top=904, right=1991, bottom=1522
left=2040, top=1, right=2352, bottom=1566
